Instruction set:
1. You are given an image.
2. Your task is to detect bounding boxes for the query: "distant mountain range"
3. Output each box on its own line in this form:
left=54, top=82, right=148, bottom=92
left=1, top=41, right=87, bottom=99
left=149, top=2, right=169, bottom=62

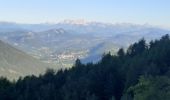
left=0, top=21, right=170, bottom=72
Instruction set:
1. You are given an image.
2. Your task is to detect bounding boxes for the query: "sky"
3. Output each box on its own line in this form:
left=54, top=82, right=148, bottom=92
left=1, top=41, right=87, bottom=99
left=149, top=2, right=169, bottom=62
left=0, top=0, right=170, bottom=28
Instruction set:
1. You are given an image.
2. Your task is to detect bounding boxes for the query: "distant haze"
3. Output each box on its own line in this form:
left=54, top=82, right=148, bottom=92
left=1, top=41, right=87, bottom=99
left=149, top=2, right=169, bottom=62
left=0, top=0, right=170, bottom=28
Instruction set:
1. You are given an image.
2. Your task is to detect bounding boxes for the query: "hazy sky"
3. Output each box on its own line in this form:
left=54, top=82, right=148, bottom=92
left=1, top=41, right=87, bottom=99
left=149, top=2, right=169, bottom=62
left=0, top=0, right=170, bottom=27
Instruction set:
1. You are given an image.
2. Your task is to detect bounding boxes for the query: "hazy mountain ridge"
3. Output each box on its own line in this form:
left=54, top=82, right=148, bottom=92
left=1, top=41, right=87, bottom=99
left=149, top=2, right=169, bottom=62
left=0, top=21, right=169, bottom=68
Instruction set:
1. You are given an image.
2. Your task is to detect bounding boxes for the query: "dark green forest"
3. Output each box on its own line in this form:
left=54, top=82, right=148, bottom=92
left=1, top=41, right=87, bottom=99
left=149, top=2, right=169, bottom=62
left=1, top=35, right=170, bottom=100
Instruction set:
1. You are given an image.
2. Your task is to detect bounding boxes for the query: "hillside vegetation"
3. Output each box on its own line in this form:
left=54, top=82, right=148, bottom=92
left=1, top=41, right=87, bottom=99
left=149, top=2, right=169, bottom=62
left=0, top=40, right=50, bottom=79
left=1, top=35, right=170, bottom=100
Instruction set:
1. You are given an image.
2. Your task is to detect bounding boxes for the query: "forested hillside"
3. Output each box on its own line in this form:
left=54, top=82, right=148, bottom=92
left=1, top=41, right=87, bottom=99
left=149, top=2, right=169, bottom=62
left=1, top=34, right=170, bottom=100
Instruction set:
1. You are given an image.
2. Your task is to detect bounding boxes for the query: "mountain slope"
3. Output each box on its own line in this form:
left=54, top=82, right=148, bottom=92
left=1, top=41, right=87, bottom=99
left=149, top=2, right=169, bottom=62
left=0, top=40, right=50, bottom=79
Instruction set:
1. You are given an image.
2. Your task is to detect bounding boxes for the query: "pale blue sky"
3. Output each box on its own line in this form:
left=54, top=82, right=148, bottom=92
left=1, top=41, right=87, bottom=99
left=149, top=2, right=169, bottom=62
left=0, top=0, right=170, bottom=27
